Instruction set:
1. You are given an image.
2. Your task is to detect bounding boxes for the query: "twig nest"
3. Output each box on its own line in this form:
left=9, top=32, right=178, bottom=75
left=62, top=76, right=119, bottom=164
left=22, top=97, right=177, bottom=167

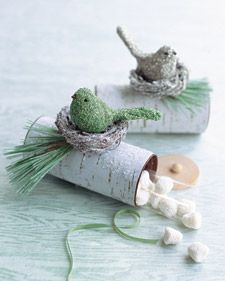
left=129, top=62, right=189, bottom=97
left=188, top=242, right=209, bottom=263
left=181, top=212, right=202, bottom=229
left=177, top=199, right=196, bottom=217
left=163, top=227, right=183, bottom=245
left=154, top=176, right=174, bottom=194
left=158, top=197, right=178, bottom=218
left=55, top=106, right=128, bottom=153
left=139, top=170, right=155, bottom=191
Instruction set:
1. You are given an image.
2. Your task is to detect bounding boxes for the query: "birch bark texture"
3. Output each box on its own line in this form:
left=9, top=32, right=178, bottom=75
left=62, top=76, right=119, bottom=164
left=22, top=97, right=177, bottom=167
left=25, top=117, right=158, bottom=206
left=95, top=84, right=210, bottom=133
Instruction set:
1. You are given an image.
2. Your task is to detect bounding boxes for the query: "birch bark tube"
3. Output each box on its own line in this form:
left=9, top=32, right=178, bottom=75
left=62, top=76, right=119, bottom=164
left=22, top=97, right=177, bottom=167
left=95, top=84, right=210, bottom=134
left=25, top=117, right=158, bottom=206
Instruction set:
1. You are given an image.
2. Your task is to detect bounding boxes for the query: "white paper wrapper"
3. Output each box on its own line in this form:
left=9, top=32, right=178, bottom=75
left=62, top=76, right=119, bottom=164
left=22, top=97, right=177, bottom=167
left=95, top=84, right=210, bottom=134
left=25, top=117, right=158, bottom=206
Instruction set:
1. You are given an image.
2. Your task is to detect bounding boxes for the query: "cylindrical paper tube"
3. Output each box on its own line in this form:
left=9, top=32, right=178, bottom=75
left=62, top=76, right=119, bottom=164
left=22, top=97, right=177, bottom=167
left=25, top=117, right=158, bottom=206
left=95, top=84, right=210, bottom=134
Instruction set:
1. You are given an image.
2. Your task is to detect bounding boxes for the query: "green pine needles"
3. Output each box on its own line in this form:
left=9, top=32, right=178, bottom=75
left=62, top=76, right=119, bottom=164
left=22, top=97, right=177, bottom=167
left=162, top=79, right=212, bottom=112
left=5, top=123, right=73, bottom=194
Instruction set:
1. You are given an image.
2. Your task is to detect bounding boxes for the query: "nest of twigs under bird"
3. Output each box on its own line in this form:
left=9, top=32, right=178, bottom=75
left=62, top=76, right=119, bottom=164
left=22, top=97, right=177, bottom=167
left=129, top=62, right=189, bottom=97
left=55, top=106, right=128, bottom=153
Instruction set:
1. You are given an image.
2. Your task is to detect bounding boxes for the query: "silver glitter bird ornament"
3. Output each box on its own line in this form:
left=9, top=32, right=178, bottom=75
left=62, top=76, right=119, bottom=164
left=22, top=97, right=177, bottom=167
left=117, top=26, right=177, bottom=81
left=117, top=26, right=189, bottom=97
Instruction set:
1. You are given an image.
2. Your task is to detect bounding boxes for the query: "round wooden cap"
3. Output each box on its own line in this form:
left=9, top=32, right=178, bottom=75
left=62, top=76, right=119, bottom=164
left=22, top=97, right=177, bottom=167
left=157, top=154, right=200, bottom=189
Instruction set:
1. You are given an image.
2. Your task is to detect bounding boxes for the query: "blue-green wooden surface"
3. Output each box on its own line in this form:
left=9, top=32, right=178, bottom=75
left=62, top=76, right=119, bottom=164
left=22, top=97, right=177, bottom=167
left=1, top=1, right=225, bottom=280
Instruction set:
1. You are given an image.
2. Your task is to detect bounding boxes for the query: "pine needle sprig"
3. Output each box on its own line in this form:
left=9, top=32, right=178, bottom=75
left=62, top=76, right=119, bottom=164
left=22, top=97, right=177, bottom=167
left=5, top=123, right=73, bottom=194
left=162, top=79, right=212, bottom=112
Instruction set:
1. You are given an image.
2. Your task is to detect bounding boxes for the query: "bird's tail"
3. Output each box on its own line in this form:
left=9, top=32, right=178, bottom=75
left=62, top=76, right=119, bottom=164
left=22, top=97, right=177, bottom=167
left=116, top=26, right=145, bottom=59
left=113, top=107, right=162, bottom=122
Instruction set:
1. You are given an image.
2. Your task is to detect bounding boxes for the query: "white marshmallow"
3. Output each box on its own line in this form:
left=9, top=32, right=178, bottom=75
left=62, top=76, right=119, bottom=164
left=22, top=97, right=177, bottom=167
left=163, top=227, right=183, bottom=245
left=181, top=212, right=202, bottom=229
left=139, top=170, right=155, bottom=191
left=188, top=242, right=209, bottom=263
left=136, top=189, right=150, bottom=206
left=155, top=176, right=174, bottom=194
left=149, top=192, right=161, bottom=209
left=159, top=197, right=178, bottom=218
left=177, top=199, right=196, bottom=217
left=148, top=180, right=155, bottom=192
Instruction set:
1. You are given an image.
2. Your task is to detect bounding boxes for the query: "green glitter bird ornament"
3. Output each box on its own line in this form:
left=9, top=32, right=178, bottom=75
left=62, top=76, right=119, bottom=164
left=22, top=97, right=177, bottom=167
left=70, top=88, right=161, bottom=133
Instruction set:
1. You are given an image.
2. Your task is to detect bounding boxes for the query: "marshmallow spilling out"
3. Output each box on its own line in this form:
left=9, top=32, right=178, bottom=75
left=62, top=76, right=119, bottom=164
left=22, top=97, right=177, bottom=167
left=149, top=192, right=161, bottom=209
left=177, top=199, right=196, bottom=217
left=136, top=170, right=202, bottom=230
left=158, top=198, right=178, bottom=218
left=188, top=242, right=209, bottom=263
left=135, top=170, right=154, bottom=206
left=136, top=170, right=209, bottom=264
left=136, top=171, right=207, bottom=262
left=163, top=227, right=183, bottom=245
left=136, top=171, right=173, bottom=207
left=139, top=170, right=155, bottom=191
left=181, top=212, right=202, bottom=229
left=136, top=188, right=150, bottom=206
left=155, top=176, right=174, bottom=194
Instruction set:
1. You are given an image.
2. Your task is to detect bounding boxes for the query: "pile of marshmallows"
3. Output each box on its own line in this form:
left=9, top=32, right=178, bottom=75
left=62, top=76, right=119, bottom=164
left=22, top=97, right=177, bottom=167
left=136, top=170, right=209, bottom=263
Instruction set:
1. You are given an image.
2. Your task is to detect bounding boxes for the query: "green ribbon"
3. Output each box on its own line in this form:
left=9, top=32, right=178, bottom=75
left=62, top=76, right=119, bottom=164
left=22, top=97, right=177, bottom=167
left=66, top=208, right=159, bottom=281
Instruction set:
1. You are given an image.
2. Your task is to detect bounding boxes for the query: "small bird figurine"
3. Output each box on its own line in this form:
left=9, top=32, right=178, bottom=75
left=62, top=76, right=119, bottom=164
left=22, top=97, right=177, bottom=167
left=117, top=26, right=178, bottom=81
left=70, top=88, right=161, bottom=133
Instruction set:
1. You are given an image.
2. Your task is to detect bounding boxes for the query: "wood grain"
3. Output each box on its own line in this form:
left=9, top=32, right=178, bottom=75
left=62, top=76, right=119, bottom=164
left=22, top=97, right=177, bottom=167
left=1, top=0, right=225, bottom=280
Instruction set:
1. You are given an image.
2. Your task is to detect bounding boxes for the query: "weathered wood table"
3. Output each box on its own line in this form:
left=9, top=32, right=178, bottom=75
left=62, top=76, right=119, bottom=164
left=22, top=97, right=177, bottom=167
left=0, top=1, right=225, bottom=280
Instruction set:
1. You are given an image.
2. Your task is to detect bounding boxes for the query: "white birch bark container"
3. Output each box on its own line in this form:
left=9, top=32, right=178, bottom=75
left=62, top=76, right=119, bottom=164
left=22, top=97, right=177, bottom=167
left=25, top=116, right=158, bottom=206
left=95, top=84, right=210, bottom=134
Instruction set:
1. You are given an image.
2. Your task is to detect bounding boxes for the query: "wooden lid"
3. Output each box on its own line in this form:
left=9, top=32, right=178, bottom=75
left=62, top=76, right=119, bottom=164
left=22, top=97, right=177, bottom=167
left=157, top=154, right=200, bottom=189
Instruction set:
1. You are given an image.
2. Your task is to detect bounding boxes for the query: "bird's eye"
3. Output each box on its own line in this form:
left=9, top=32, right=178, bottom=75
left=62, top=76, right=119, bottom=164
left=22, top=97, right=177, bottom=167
left=84, top=98, right=88, bottom=102
left=164, top=52, right=169, bottom=56
left=173, top=51, right=177, bottom=55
